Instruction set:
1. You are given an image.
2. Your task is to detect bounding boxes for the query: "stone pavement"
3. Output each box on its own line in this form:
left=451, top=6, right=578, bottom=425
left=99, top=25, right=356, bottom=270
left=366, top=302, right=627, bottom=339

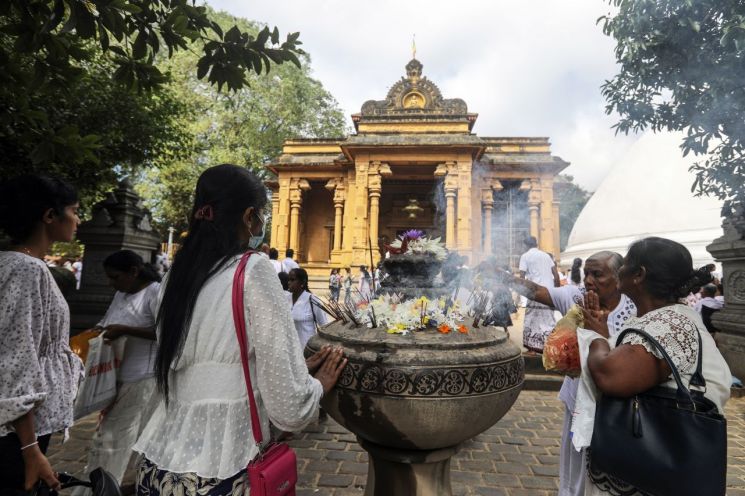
left=47, top=390, right=745, bottom=496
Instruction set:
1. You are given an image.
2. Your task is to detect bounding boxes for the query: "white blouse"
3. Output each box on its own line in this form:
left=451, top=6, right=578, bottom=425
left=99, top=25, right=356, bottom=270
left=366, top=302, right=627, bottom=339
left=287, top=291, right=329, bottom=349
left=133, top=254, right=323, bottom=479
left=0, top=252, right=84, bottom=437
left=97, top=282, right=160, bottom=383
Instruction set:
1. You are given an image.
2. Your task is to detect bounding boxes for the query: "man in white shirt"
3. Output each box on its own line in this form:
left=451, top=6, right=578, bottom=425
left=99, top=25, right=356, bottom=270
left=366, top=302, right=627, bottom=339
left=695, top=283, right=724, bottom=334
left=268, top=248, right=283, bottom=274
left=518, top=236, right=560, bottom=353
left=281, top=248, right=300, bottom=273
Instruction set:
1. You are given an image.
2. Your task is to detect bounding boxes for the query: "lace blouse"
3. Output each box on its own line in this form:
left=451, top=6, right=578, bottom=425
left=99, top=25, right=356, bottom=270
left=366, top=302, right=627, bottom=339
left=618, top=304, right=730, bottom=412
left=133, top=254, right=323, bottom=479
left=587, top=304, right=732, bottom=496
left=0, top=252, right=84, bottom=437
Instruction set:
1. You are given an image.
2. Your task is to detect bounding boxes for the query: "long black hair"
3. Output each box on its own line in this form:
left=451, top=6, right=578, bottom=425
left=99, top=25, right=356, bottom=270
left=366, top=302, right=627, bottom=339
left=0, top=175, right=78, bottom=244
left=290, top=267, right=310, bottom=292
left=103, top=250, right=161, bottom=283
left=625, top=237, right=711, bottom=301
left=570, top=258, right=582, bottom=285
left=155, top=165, right=267, bottom=401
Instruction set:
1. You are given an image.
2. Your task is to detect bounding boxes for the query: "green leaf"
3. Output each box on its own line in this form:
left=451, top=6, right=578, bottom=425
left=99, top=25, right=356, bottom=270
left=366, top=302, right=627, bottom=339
left=196, top=56, right=210, bottom=80
left=120, top=3, right=143, bottom=14
left=133, top=31, right=147, bottom=59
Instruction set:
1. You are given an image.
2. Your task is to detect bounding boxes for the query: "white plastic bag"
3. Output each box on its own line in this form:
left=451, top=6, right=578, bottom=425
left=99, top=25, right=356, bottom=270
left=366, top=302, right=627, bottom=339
left=73, top=335, right=121, bottom=419
left=570, top=327, right=607, bottom=452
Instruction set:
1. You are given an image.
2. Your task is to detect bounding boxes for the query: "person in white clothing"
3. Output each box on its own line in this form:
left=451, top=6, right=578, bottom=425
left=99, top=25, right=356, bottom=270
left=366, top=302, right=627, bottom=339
left=76, top=250, right=161, bottom=489
left=694, top=283, right=724, bottom=335
left=281, top=248, right=300, bottom=273
left=132, top=165, right=346, bottom=496
left=358, top=265, right=373, bottom=300
left=287, top=268, right=329, bottom=348
left=72, top=257, right=83, bottom=290
left=583, top=237, right=730, bottom=495
left=518, top=236, right=560, bottom=353
left=502, top=250, right=635, bottom=496
left=268, top=247, right=283, bottom=274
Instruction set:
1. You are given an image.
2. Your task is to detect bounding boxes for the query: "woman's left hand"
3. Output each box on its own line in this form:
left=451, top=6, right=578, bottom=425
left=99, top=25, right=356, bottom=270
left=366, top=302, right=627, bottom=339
left=102, top=324, right=129, bottom=342
left=306, top=345, right=332, bottom=374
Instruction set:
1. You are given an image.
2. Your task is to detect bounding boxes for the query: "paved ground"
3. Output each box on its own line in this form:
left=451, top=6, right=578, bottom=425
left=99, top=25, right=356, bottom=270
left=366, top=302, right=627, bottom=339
left=47, top=390, right=745, bottom=496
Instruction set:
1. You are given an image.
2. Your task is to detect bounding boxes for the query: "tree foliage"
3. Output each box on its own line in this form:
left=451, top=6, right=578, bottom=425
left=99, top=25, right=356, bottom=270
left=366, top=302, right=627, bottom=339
left=0, top=0, right=303, bottom=206
left=136, top=11, right=347, bottom=235
left=600, top=0, right=745, bottom=215
left=554, top=174, right=592, bottom=251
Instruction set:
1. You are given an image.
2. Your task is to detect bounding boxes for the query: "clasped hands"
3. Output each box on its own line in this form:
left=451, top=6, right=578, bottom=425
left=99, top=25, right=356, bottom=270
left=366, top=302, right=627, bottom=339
left=579, top=290, right=610, bottom=338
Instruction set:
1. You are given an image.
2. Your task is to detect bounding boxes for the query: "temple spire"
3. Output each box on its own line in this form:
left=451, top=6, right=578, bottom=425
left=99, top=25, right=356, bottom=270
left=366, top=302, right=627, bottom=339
left=411, top=34, right=416, bottom=60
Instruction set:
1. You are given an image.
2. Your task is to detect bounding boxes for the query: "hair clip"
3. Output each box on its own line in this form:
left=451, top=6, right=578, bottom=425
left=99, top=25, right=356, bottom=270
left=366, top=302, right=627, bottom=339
left=194, top=205, right=214, bottom=221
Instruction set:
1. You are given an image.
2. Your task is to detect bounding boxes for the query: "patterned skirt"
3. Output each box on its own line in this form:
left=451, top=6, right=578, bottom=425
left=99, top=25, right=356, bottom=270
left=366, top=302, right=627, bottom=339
left=136, top=458, right=247, bottom=496
left=522, top=301, right=556, bottom=352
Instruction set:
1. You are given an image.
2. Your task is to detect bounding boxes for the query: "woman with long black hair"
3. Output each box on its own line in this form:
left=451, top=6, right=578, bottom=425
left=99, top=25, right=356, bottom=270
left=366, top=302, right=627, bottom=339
left=287, top=268, right=329, bottom=348
left=133, top=165, right=345, bottom=495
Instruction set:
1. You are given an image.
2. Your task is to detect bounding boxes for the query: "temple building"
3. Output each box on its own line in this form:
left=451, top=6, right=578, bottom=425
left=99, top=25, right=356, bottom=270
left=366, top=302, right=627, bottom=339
left=266, top=59, right=569, bottom=283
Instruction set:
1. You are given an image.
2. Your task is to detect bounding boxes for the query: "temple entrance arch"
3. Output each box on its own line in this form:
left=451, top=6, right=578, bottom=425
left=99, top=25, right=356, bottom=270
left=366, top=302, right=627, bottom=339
left=378, top=177, right=442, bottom=255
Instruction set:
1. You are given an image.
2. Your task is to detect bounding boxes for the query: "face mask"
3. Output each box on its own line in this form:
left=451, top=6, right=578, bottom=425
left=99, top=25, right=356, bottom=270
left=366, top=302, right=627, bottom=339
left=248, top=212, right=265, bottom=250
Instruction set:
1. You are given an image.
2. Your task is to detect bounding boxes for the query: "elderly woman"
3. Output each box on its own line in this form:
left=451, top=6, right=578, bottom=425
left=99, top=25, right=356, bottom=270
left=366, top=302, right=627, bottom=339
left=583, top=237, right=731, bottom=495
left=502, top=251, right=636, bottom=496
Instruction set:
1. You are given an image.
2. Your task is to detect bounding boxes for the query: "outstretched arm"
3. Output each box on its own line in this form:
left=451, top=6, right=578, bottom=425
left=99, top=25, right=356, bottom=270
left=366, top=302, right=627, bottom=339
left=496, top=270, right=554, bottom=308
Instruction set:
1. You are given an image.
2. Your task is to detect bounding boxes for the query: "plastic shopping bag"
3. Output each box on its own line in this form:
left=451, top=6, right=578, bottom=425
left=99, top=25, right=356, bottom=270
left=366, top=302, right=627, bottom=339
left=542, top=304, right=583, bottom=377
left=73, top=335, right=121, bottom=419
left=69, top=329, right=101, bottom=364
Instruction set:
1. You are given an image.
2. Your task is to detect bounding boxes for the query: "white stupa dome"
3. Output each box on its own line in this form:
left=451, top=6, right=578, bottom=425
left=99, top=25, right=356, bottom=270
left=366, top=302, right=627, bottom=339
left=561, top=131, right=723, bottom=268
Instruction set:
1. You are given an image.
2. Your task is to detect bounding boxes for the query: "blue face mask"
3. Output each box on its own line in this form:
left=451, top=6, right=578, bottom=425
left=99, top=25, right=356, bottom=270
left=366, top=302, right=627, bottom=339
left=248, top=212, right=265, bottom=250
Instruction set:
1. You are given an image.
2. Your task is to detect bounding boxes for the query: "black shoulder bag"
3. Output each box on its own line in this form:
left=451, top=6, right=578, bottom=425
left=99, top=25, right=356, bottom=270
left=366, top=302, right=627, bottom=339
left=589, top=327, right=727, bottom=496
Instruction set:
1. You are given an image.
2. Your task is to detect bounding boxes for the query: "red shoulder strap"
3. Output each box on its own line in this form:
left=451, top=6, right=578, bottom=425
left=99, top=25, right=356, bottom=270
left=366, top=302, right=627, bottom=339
left=232, top=251, right=264, bottom=445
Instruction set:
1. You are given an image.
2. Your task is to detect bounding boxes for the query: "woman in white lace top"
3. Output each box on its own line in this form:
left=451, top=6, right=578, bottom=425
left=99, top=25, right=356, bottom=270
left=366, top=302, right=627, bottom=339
left=583, top=237, right=731, bottom=495
left=0, top=175, right=84, bottom=494
left=133, top=165, right=346, bottom=495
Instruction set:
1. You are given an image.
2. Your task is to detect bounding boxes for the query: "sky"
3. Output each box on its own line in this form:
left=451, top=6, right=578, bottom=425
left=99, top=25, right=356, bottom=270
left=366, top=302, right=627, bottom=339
left=208, top=0, right=641, bottom=192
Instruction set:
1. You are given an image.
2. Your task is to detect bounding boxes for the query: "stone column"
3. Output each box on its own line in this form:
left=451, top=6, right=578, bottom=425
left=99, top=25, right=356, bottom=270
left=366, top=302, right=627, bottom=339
left=539, top=177, right=555, bottom=253
left=455, top=161, right=473, bottom=260
left=552, top=200, right=561, bottom=258
left=707, top=217, right=745, bottom=380
left=368, top=162, right=391, bottom=265
left=275, top=177, right=292, bottom=253
left=481, top=180, right=503, bottom=255
left=482, top=189, right=494, bottom=254
left=325, top=178, right=346, bottom=254
left=288, top=178, right=310, bottom=256
left=267, top=181, right=280, bottom=245
left=435, top=162, right=459, bottom=250
left=524, top=179, right=541, bottom=241
left=69, top=180, right=161, bottom=332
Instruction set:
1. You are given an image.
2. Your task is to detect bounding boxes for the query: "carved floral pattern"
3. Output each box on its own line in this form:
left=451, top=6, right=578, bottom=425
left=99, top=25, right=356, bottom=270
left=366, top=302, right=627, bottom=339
left=332, top=358, right=524, bottom=398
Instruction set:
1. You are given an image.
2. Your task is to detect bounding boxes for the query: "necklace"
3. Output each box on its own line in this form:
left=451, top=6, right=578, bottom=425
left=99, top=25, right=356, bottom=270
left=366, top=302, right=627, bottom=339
left=15, top=246, right=40, bottom=259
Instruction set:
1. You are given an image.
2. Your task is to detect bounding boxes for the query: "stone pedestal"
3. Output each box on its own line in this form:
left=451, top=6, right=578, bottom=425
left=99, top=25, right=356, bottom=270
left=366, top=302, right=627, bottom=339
left=360, top=438, right=459, bottom=496
left=707, top=214, right=745, bottom=380
left=69, top=180, right=161, bottom=332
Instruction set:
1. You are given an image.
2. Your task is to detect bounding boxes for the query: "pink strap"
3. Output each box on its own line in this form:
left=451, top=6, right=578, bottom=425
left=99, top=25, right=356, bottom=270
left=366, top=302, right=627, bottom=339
left=232, top=251, right=264, bottom=445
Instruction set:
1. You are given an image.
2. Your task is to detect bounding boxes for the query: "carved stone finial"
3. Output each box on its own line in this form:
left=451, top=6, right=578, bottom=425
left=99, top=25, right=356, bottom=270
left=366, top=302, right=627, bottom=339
left=406, top=58, right=423, bottom=80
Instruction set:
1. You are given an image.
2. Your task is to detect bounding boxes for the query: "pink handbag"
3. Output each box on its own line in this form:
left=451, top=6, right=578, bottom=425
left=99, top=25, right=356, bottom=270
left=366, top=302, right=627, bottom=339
left=232, top=252, right=298, bottom=496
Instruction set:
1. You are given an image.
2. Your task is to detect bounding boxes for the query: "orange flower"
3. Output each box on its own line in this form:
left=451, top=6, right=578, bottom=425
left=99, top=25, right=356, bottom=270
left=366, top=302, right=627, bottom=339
left=458, top=324, right=468, bottom=334
left=438, top=324, right=451, bottom=334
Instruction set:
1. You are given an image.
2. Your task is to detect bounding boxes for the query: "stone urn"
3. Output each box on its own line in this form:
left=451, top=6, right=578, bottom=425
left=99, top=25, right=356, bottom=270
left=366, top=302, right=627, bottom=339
left=306, top=322, right=523, bottom=495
